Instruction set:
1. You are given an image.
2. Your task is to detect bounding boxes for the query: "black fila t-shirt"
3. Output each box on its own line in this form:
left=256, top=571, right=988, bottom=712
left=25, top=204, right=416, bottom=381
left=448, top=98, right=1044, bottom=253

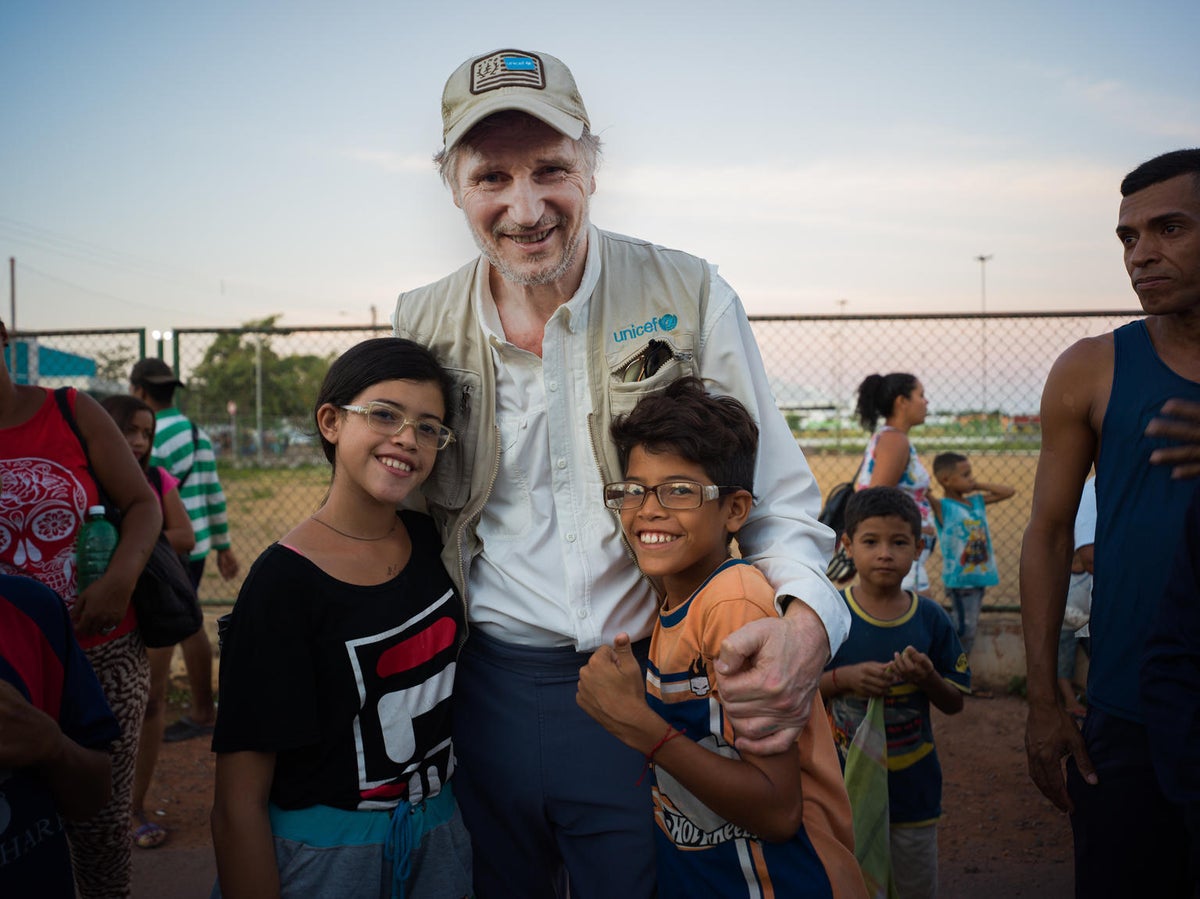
left=213, top=511, right=464, bottom=810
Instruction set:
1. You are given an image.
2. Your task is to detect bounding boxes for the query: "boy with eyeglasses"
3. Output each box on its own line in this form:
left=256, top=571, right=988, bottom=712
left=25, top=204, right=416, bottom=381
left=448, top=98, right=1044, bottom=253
left=577, top=377, right=865, bottom=899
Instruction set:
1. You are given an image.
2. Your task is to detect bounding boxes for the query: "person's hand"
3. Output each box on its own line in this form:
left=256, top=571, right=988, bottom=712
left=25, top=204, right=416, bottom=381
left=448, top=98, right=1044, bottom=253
left=1146, top=398, right=1200, bottom=479
left=1070, top=544, right=1095, bottom=575
left=890, top=645, right=935, bottom=686
left=715, top=602, right=829, bottom=754
left=217, top=548, right=240, bottom=580
left=576, top=633, right=656, bottom=746
left=0, top=680, right=63, bottom=768
left=837, top=661, right=893, bottom=698
left=1025, top=700, right=1097, bottom=812
left=71, top=576, right=130, bottom=638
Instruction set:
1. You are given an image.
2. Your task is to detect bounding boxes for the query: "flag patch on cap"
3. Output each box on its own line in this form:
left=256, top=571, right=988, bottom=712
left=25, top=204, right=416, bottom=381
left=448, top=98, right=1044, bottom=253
left=471, top=51, right=545, bottom=94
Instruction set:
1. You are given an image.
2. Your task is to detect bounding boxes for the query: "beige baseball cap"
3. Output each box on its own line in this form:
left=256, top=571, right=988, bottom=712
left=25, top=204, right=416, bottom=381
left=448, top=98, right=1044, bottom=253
left=441, top=49, right=590, bottom=151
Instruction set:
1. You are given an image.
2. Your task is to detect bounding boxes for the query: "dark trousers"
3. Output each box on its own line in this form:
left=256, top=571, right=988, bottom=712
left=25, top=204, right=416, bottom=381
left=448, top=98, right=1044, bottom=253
left=1067, top=709, right=1195, bottom=897
left=187, top=557, right=205, bottom=592
left=451, top=629, right=656, bottom=899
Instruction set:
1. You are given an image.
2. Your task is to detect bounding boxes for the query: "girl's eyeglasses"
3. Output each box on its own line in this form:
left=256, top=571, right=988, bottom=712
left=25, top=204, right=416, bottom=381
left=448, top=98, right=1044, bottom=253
left=341, top=402, right=455, bottom=450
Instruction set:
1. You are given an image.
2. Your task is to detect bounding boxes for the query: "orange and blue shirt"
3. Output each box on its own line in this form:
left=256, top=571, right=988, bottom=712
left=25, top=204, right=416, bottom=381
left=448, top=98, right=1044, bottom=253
left=647, top=559, right=864, bottom=898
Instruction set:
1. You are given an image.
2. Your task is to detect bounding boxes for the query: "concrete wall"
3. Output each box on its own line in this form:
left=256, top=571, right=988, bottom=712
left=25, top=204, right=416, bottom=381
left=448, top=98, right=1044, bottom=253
left=969, top=611, right=1089, bottom=692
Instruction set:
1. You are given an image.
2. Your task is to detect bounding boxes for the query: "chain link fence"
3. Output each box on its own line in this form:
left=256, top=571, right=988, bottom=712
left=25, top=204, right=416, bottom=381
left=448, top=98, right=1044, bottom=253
left=7, top=311, right=1141, bottom=607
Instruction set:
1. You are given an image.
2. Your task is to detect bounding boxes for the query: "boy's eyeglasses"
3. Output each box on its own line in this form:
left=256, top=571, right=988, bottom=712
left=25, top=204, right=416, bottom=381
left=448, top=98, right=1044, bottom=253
left=341, top=402, right=455, bottom=450
left=603, top=480, right=740, bottom=511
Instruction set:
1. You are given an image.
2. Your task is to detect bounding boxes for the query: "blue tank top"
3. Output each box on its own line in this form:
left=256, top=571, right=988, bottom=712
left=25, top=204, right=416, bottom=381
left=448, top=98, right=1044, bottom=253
left=1091, top=321, right=1200, bottom=721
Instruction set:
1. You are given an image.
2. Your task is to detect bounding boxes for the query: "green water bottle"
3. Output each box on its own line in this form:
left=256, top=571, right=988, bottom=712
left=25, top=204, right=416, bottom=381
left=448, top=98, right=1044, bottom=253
left=76, top=506, right=118, bottom=590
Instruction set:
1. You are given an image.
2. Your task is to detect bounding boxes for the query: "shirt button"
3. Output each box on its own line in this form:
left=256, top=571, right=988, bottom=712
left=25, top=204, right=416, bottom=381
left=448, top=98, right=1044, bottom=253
left=548, top=381, right=558, bottom=392
left=566, top=533, right=576, bottom=543
left=557, top=458, right=567, bottom=469
left=576, top=607, right=588, bottom=619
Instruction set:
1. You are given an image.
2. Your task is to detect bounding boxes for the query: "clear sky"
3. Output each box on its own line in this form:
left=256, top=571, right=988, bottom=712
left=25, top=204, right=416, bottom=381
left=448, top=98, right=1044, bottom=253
left=2, top=0, right=1198, bottom=332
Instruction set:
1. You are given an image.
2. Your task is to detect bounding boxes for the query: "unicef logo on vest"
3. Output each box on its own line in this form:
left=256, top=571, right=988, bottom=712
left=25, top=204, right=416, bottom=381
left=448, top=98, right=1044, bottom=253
left=613, top=313, right=679, bottom=344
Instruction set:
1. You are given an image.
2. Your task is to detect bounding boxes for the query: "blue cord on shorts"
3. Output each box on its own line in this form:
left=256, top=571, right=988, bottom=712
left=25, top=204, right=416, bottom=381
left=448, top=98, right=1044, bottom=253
left=384, top=799, right=415, bottom=899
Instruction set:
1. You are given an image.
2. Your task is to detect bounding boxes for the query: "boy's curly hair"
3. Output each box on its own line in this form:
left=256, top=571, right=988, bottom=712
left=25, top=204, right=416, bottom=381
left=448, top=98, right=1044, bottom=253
left=610, top=377, right=758, bottom=496
left=844, top=486, right=921, bottom=541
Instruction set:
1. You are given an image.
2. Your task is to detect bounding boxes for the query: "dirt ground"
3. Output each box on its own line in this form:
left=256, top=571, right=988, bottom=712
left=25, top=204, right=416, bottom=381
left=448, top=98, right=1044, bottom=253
left=137, top=691, right=1073, bottom=898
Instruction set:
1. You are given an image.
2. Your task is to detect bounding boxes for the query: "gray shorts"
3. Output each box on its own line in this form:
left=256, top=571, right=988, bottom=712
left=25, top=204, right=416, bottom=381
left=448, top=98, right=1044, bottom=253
left=890, top=822, right=938, bottom=899
left=213, top=785, right=472, bottom=899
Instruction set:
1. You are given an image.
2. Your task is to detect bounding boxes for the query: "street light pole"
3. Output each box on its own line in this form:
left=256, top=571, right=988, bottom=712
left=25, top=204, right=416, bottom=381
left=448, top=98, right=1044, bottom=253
left=255, top=335, right=265, bottom=467
left=835, top=299, right=847, bottom=452
left=151, top=329, right=173, bottom=361
left=976, top=255, right=993, bottom=428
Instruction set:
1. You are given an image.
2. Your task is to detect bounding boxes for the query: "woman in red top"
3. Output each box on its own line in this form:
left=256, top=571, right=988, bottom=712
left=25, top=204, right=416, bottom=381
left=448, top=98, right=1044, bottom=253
left=0, top=317, right=161, bottom=898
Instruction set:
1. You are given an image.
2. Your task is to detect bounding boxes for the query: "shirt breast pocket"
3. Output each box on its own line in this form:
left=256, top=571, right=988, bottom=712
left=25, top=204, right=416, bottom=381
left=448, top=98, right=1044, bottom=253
left=422, top=368, right=479, bottom=514
left=607, top=337, right=699, bottom=417
left=478, top=411, right=535, bottom=540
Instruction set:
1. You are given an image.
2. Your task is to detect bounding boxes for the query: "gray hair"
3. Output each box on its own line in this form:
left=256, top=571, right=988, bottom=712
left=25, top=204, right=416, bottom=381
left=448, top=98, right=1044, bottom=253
left=434, top=110, right=603, bottom=194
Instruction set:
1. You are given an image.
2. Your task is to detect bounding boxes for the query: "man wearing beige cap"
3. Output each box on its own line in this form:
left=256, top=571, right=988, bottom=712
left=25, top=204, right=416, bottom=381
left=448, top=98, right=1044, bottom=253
left=393, top=49, right=848, bottom=898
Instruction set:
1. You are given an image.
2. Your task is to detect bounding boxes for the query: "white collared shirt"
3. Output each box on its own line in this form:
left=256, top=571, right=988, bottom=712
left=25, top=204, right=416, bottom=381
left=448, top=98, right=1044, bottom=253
left=467, top=227, right=848, bottom=652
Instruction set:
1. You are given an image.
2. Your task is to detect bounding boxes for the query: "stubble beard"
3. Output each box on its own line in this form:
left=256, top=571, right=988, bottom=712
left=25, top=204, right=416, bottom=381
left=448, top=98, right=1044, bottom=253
left=469, top=210, right=588, bottom=288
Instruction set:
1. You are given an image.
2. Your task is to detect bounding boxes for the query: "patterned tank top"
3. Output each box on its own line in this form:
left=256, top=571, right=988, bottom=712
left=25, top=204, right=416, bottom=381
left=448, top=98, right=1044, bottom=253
left=855, top=425, right=933, bottom=533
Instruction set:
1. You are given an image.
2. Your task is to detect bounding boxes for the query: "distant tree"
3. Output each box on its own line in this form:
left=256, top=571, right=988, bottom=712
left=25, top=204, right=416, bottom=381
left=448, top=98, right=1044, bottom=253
left=185, top=316, right=333, bottom=424
left=276, top=353, right=331, bottom=423
left=94, top=348, right=136, bottom=390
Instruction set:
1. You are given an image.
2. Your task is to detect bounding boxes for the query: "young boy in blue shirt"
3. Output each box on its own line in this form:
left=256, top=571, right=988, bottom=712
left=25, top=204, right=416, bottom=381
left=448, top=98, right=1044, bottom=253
left=820, top=486, right=970, bottom=899
left=930, top=451, right=1014, bottom=660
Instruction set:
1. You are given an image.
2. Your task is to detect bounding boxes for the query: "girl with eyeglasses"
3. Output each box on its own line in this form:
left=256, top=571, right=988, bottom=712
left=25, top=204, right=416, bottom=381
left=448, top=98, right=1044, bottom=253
left=211, top=338, right=472, bottom=898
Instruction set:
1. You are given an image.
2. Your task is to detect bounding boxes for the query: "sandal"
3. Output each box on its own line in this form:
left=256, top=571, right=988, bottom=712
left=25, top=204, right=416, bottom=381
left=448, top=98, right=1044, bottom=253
left=162, top=716, right=215, bottom=743
left=133, top=813, right=168, bottom=849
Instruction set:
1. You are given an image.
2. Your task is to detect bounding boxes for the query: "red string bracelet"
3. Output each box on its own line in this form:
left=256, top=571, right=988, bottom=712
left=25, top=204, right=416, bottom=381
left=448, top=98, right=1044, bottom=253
left=831, top=668, right=841, bottom=691
left=638, top=725, right=686, bottom=785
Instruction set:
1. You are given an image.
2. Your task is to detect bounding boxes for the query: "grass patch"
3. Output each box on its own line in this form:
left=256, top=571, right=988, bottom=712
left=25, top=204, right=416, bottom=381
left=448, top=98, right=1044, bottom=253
left=166, top=687, right=192, bottom=709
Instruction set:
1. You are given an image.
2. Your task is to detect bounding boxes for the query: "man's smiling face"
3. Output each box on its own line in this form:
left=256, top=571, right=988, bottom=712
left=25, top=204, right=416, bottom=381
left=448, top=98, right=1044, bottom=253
left=454, top=114, right=594, bottom=290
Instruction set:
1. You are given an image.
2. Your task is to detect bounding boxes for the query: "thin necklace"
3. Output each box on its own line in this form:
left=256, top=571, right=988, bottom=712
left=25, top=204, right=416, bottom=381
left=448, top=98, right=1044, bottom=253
left=309, top=514, right=397, bottom=542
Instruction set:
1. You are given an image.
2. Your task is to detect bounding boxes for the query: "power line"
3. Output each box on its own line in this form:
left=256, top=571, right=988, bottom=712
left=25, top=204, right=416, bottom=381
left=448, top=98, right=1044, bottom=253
left=1, top=217, right=342, bottom=312
left=16, top=262, right=196, bottom=316
left=0, top=216, right=213, bottom=288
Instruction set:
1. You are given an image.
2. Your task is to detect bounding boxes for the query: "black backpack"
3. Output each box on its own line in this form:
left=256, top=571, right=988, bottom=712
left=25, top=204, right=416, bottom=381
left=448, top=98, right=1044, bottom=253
left=817, top=464, right=863, bottom=583
left=818, top=480, right=855, bottom=539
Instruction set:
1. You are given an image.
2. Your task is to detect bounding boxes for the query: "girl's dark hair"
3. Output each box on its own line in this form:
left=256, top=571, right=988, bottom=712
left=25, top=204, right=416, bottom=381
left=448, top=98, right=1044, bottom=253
left=314, top=338, right=454, bottom=467
left=99, top=394, right=155, bottom=471
left=610, top=377, right=758, bottom=497
left=854, top=372, right=918, bottom=431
